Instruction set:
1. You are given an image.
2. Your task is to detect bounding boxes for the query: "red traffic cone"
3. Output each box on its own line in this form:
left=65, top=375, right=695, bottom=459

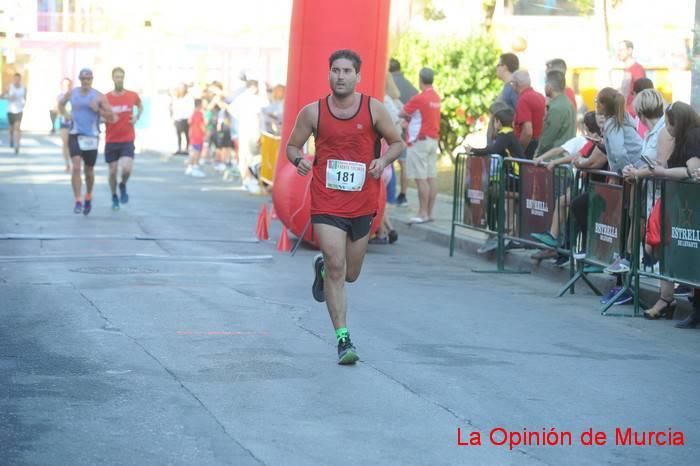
left=256, top=204, right=269, bottom=241
left=277, top=226, right=292, bottom=252
left=270, top=203, right=278, bottom=220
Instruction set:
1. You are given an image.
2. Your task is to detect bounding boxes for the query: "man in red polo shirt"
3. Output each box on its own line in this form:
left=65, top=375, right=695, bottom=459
left=400, top=67, right=441, bottom=223
left=105, top=67, right=142, bottom=210
left=511, top=70, right=545, bottom=159
left=617, top=40, right=646, bottom=116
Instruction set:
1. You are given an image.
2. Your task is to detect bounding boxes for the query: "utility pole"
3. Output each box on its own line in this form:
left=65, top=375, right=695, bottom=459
left=692, top=0, right=700, bottom=110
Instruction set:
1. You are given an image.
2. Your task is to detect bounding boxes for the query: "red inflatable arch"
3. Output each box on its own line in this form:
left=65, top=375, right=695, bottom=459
left=272, top=0, right=391, bottom=245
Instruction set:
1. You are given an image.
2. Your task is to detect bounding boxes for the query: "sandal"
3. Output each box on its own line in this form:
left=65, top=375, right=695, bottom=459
left=643, top=297, right=676, bottom=320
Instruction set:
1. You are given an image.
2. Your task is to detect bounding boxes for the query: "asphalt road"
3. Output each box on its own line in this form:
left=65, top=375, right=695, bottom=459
left=1, top=134, right=699, bottom=465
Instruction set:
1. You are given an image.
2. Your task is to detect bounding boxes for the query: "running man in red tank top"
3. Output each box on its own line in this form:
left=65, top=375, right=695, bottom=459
left=286, top=49, right=404, bottom=364
left=105, top=67, right=143, bottom=210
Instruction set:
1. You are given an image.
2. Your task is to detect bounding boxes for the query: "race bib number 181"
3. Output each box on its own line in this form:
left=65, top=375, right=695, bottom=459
left=326, top=159, right=366, bottom=191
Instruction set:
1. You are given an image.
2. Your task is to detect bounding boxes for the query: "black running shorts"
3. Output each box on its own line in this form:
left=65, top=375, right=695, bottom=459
left=311, top=214, right=374, bottom=242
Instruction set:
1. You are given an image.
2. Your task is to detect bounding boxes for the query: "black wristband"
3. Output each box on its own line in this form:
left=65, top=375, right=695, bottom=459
left=292, top=156, right=302, bottom=167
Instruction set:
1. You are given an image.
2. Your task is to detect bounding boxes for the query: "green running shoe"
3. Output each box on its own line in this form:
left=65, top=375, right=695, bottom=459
left=337, top=336, right=359, bottom=365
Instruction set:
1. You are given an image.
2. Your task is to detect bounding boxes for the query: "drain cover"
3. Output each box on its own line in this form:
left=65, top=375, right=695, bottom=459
left=70, top=266, right=159, bottom=275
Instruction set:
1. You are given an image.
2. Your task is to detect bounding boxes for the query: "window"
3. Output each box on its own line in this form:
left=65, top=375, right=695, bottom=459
left=506, top=0, right=594, bottom=17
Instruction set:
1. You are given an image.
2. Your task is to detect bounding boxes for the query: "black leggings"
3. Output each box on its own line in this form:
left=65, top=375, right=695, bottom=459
left=571, top=192, right=588, bottom=247
left=174, top=119, right=189, bottom=152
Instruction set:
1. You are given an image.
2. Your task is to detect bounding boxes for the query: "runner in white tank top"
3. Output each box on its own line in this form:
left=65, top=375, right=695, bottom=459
left=6, top=73, right=27, bottom=154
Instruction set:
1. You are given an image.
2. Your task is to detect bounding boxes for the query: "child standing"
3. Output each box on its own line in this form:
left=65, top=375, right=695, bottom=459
left=186, top=99, right=206, bottom=178
left=465, top=108, right=523, bottom=159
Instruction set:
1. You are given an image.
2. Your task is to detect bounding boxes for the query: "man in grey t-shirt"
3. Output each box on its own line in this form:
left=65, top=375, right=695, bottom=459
left=389, top=58, right=418, bottom=206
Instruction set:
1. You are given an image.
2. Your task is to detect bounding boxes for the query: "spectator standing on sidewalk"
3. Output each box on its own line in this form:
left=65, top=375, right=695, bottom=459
left=630, top=77, right=654, bottom=137
left=621, top=90, right=674, bottom=318
left=262, top=84, right=285, bottom=136
left=630, top=101, right=700, bottom=326
left=369, top=72, right=404, bottom=245
left=56, top=78, right=73, bottom=173
left=400, top=67, right=441, bottom=224
left=530, top=111, right=604, bottom=263
left=231, top=76, right=266, bottom=193
left=389, top=58, right=418, bottom=207
left=545, top=58, right=576, bottom=112
left=535, top=70, right=576, bottom=156
left=466, top=107, right=523, bottom=159
left=597, top=87, right=643, bottom=174
left=185, top=99, right=206, bottom=178
left=487, top=53, right=519, bottom=143
left=170, top=84, right=192, bottom=155
left=617, top=40, right=646, bottom=116
left=511, top=71, right=546, bottom=159
left=595, top=87, right=643, bottom=304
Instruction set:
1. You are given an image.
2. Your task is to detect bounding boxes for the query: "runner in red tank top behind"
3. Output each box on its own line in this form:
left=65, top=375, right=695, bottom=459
left=286, top=50, right=404, bottom=364
left=105, top=67, right=143, bottom=210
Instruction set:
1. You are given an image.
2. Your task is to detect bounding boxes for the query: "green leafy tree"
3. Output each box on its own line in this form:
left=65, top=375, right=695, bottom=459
left=393, top=32, right=502, bottom=159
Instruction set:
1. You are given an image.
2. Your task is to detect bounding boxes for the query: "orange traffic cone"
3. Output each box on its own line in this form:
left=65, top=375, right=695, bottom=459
left=270, top=203, right=278, bottom=220
left=277, top=226, right=292, bottom=252
left=256, top=204, right=269, bottom=240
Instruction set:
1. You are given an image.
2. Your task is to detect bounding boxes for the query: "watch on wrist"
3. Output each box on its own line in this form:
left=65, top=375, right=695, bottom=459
left=293, top=156, right=302, bottom=167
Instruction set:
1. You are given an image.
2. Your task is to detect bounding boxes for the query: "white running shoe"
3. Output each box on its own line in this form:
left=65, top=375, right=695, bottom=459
left=191, top=167, right=206, bottom=178
left=185, top=165, right=193, bottom=175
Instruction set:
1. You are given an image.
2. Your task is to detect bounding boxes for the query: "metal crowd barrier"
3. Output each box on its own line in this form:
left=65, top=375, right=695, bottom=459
left=450, top=153, right=508, bottom=271
left=450, top=156, right=699, bottom=316
left=556, top=169, right=633, bottom=315
left=632, top=177, right=700, bottom=315
left=501, top=158, right=577, bottom=280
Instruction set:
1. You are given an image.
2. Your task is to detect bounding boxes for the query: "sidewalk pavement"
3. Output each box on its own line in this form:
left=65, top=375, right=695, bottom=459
left=386, top=187, right=695, bottom=318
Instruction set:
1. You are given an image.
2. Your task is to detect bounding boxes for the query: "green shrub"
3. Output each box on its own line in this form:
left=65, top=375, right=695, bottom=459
left=393, top=32, right=502, bottom=159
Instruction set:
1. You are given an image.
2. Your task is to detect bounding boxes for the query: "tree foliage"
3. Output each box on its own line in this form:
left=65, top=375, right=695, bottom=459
left=393, top=32, right=502, bottom=158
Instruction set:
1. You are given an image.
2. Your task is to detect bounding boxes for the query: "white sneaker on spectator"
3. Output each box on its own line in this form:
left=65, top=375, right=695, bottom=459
left=604, top=257, right=630, bottom=274
left=245, top=179, right=260, bottom=193
left=185, top=165, right=193, bottom=176
left=215, top=163, right=226, bottom=172
left=191, top=167, right=206, bottom=178
left=477, top=237, right=499, bottom=254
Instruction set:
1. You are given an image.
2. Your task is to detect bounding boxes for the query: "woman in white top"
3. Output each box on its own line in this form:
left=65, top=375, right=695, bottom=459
left=56, top=78, right=73, bottom=172
left=621, top=89, right=675, bottom=319
left=6, top=73, right=27, bottom=154
left=370, top=73, right=403, bottom=244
